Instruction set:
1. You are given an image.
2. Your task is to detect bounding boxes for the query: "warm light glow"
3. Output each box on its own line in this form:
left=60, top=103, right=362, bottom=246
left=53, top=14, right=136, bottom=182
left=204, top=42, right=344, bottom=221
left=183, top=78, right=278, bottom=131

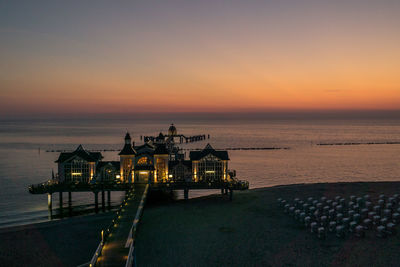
left=137, top=157, right=148, bottom=165
left=139, top=171, right=148, bottom=175
left=205, top=171, right=215, bottom=174
left=71, top=172, right=82, bottom=176
left=116, top=175, right=121, bottom=179
left=1, top=2, right=400, bottom=118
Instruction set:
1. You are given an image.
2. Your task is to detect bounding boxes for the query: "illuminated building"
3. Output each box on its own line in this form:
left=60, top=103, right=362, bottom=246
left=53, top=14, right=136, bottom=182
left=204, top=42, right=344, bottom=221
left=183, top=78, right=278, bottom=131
left=55, top=144, right=103, bottom=183
left=189, top=144, right=229, bottom=183
left=119, top=132, right=136, bottom=183
left=97, top=161, right=120, bottom=182
left=55, top=125, right=231, bottom=184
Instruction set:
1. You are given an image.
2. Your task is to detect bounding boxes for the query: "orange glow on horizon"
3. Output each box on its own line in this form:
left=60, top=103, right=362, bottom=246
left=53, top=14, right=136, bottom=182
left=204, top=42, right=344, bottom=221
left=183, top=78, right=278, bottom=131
left=1, top=2, right=400, bottom=117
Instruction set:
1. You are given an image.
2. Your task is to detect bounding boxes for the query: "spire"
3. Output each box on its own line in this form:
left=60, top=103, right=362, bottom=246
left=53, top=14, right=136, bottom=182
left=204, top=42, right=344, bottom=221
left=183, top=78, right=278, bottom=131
left=125, top=132, right=132, bottom=145
left=204, top=143, right=214, bottom=150
left=119, top=132, right=136, bottom=155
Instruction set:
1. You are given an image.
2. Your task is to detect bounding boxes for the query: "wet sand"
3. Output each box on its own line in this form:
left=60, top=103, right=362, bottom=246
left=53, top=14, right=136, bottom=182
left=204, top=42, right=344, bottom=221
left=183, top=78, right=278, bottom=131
left=2, top=182, right=400, bottom=266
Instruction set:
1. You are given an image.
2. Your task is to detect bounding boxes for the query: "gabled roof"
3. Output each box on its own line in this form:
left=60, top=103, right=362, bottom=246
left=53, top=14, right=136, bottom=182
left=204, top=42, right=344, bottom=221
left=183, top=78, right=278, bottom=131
left=135, top=143, right=155, bottom=155
left=119, top=144, right=137, bottom=155
left=55, top=145, right=103, bottom=163
left=189, top=143, right=229, bottom=161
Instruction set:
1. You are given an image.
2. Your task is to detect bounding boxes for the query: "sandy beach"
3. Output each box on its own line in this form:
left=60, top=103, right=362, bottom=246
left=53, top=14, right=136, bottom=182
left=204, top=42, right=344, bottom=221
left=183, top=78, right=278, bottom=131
left=0, top=212, right=114, bottom=267
left=2, top=182, right=400, bottom=266
left=137, top=182, right=400, bottom=267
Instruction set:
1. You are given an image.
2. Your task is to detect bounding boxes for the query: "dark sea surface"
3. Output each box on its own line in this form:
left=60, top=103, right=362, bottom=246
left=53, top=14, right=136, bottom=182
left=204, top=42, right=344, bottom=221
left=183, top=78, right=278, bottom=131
left=0, top=118, right=399, bottom=228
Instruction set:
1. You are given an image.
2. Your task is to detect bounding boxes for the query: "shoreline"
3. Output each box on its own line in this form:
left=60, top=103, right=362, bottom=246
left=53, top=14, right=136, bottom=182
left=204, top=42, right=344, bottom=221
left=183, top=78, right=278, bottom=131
left=2, top=181, right=400, bottom=266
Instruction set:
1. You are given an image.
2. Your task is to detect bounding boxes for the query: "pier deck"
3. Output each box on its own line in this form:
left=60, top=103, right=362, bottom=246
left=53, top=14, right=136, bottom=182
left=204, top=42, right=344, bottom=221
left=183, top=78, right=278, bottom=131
left=96, top=184, right=146, bottom=267
left=28, top=180, right=248, bottom=266
left=29, top=180, right=249, bottom=194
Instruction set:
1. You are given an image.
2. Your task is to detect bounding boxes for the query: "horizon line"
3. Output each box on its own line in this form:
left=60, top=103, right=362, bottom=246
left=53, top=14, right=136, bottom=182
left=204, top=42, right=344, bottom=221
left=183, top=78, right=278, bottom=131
left=2, top=109, right=400, bottom=121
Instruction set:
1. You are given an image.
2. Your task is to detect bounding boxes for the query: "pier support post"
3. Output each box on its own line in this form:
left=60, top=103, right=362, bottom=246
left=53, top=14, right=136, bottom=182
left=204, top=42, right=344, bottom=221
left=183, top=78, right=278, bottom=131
left=229, top=189, right=233, bottom=201
left=59, top=191, right=63, bottom=217
left=68, top=191, right=72, bottom=216
left=184, top=188, right=189, bottom=200
left=101, top=190, right=105, bottom=212
left=94, top=192, right=99, bottom=214
left=107, top=190, right=111, bottom=209
left=48, top=193, right=52, bottom=219
left=224, top=188, right=228, bottom=195
left=221, top=188, right=224, bottom=194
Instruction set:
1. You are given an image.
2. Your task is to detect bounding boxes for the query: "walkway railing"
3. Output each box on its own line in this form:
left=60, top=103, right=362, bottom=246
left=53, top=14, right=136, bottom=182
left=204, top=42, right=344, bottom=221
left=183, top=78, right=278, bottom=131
left=125, top=184, right=149, bottom=267
left=88, top=190, right=136, bottom=267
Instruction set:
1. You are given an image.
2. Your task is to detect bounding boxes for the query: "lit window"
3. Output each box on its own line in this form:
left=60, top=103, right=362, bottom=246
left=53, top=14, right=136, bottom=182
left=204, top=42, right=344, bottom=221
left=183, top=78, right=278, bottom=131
left=137, top=157, right=148, bottom=165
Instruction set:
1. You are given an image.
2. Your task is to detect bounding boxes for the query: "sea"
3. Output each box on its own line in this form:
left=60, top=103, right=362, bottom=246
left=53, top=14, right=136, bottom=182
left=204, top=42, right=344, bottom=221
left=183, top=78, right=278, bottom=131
left=0, top=117, right=399, bottom=228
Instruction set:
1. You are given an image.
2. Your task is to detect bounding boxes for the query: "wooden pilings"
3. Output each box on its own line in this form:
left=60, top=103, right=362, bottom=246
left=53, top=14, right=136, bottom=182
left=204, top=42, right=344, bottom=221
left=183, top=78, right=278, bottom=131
left=46, top=190, right=112, bottom=217
left=221, top=188, right=232, bottom=200
left=94, top=191, right=99, bottom=214
left=59, top=191, right=63, bottom=217
left=107, top=190, right=111, bottom=209
left=48, top=193, right=52, bottom=218
left=184, top=188, right=189, bottom=200
left=101, top=190, right=105, bottom=212
left=68, top=191, right=72, bottom=216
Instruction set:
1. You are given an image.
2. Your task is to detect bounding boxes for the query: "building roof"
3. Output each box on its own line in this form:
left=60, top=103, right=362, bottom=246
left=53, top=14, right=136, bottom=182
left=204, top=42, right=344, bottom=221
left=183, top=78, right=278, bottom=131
left=119, top=144, right=137, bottom=155
left=135, top=143, right=155, bottom=155
left=154, top=144, right=169, bottom=155
left=55, top=145, right=103, bottom=163
left=169, top=160, right=192, bottom=169
left=189, top=143, right=229, bottom=161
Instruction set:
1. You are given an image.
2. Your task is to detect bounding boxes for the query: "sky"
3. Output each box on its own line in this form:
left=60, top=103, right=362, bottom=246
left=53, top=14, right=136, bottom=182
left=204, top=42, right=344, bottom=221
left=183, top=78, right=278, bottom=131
left=1, top=1, right=399, bottom=118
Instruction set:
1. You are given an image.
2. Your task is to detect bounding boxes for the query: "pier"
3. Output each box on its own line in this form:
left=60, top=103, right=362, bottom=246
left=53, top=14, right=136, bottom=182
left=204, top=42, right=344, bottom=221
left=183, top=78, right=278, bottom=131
left=28, top=125, right=250, bottom=266
left=142, top=134, right=208, bottom=144
left=29, top=179, right=248, bottom=266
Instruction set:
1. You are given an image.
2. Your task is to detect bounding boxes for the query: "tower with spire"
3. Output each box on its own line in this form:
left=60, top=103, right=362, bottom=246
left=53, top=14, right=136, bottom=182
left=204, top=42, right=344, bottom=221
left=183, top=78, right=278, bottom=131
left=119, top=132, right=137, bottom=183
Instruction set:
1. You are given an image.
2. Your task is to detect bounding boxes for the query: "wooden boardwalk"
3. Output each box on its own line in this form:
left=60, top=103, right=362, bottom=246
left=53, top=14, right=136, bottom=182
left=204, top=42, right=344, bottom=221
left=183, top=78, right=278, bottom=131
left=96, top=184, right=146, bottom=267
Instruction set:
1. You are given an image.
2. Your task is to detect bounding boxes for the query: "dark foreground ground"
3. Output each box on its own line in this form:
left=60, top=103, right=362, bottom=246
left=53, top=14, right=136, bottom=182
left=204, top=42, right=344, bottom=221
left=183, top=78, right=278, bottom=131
left=2, top=182, right=400, bottom=266
left=0, top=212, right=114, bottom=267
left=137, top=182, right=400, bottom=267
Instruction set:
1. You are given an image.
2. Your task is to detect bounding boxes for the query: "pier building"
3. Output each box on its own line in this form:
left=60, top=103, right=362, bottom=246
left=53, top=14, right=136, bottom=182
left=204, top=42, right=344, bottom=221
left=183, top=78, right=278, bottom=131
left=53, top=125, right=234, bottom=185
left=29, top=124, right=249, bottom=266
left=55, top=144, right=103, bottom=183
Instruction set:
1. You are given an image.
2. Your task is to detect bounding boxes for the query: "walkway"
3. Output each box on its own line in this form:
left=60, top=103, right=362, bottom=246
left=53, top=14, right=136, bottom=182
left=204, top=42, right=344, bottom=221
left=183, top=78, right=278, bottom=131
left=96, top=184, right=146, bottom=267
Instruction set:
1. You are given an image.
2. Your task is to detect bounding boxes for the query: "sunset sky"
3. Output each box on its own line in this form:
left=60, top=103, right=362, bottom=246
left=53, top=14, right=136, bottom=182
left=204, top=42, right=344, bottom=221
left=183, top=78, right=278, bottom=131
left=1, top=1, right=399, bottom=118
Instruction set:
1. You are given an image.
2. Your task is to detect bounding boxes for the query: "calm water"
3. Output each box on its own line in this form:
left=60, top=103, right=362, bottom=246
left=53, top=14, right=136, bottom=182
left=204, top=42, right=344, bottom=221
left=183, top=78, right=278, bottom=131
left=0, top=118, right=400, bottom=228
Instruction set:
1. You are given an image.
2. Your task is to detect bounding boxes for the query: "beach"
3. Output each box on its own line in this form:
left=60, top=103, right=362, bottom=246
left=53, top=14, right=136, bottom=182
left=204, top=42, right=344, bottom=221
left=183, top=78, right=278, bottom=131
left=136, top=182, right=400, bottom=267
left=0, top=212, right=114, bottom=267
left=2, top=182, right=400, bottom=266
